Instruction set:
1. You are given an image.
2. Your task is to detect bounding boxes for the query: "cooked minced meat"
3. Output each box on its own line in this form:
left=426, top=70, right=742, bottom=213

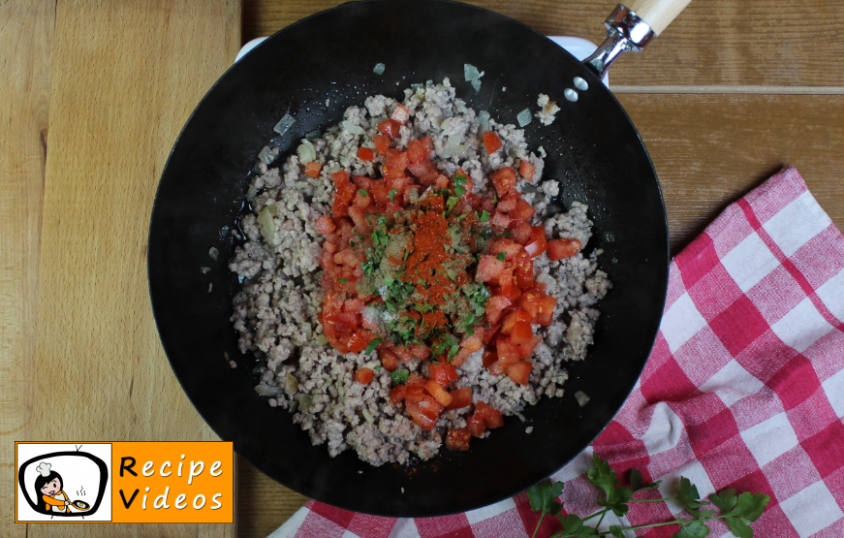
left=228, top=79, right=610, bottom=466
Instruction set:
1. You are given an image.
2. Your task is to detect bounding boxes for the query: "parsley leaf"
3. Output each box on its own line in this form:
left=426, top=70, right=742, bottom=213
left=389, top=189, right=398, bottom=204
left=374, top=365, right=382, bottom=371
left=557, top=514, right=599, bottom=538
left=358, top=188, right=368, bottom=197
left=479, top=210, right=490, bottom=223
left=496, top=252, right=506, bottom=262
left=630, top=468, right=661, bottom=493
left=588, top=454, right=631, bottom=516
left=527, top=479, right=564, bottom=516
left=672, top=520, right=711, bottom=538
left=390, top=370, right=409, bottom=385
left=338, top=278, right=347, bottom=283
left=678, top=477, right=714, bottom=517
left=364, top=337, right=383, bottom=355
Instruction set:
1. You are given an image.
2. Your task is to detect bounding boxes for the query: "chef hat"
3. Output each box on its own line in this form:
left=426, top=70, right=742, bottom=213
left=36, top=462, right=52, bottom=477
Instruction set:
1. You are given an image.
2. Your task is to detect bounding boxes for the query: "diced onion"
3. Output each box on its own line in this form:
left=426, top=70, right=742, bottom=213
left=297, top=140, right=316, bottom=164
left=464, top=64, right=484, bottom=81
left=245, top=184, right=259, bottom=202
left=575, top=391, right=590, bottom=407
left=257, top=204, right=278, bottom=244
left=442, top=137, right=467, bottom=158
left=254, top=384, right=284, bottom=397
left=295, top=393, right=313, bottom=410
left=305, top=129, right=321, bottom=139
left=517, top=108, right=532, bottom=127
left=200, top=266, right=211, bottom=274
left=258, top=145, right=276, bottom=164
left=471, top=79, right=482, bottom=92
left=285, top=374, right=299, bottom=393
left=478, top=110, right=491, bottom=133
left=373, top=63, right=386, bottom=75
left=362, top=409, right=375, bottom=424
left=208, top=247, right=219, bottom=260
left=273, top=112, right=296, bottom=135
left=342, top=120, right=366, bottom=136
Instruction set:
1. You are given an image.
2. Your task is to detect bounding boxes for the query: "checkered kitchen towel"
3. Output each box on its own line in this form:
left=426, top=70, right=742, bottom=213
left=270, top=166, right=844, bottom=538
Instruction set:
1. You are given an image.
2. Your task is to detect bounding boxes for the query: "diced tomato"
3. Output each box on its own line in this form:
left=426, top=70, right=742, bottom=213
left=377, top=119, right=401, bottom=140
left=407, top=136, right=432, bottom=164
left=501, top=309, right=531, bottom=334
left=304, top=162, right=322, bottom=178
left=460, top=332, right=483, bottom=352
left=482, top=348, right=498, bottom=367
left=467, top=414, right=486, bottom=437
left=408, top=343, right=431, bottom=361
left=496, top=193, right=518, bottom=213
left=506, top=361, right=533, bottom=386
left=352, top=190, right=371, bottom=208
left=343, top=298, right=366, bottom=314
left=490, top=212, right=511, bottom=229
left=315, top=215, right=336, bottom=235
left=488, top=360, right=505, bottom=376
left=406, top=401, right=438, bottom=430
left=517, top=335, right=543, bottom=360
left=511, top=321, right=533, bottom=345
left=383, top=152, right=408, bottom=180
left=446, top=387, right=473, bottom=410
left=405, top=374, right=427, bottom=402
left=509, top=220, right=533, bottom=245
left=355, top=367, right=374, bottom=384
left=445, top=428, right=471, bottom=451
left=491, top=167, right=517, bottom=197
left=519, top=159, right=536, bottom=182
left=391, top=103, right=409, bottom=125
left=406, top=161, right=439, bottom=185
left=333, top=248, right=363, bottom=267
left=451, top=346, right=473, bottom=367
left=509, top=199, right=536, bottom=220
left=496, top=340, right=520, bottom=366
left=525, top=235, right=548, bottom=258
left=476, top=254, right=506, bottom=283
left=429, top=362, right=459, bottom=387
left=518, top=291, right=541, bottom=319
left=357, top=147, right=375, bottom=161
left=332, top=172, right=356, bottom=218
left=483, top=323, right=502, bottom=345
left=391, top=345, right=414, bottom=364
left=390, top=385, right=406, bottom=403
left=535, top=295, right=557, bottom=325
left=425, top=379, right=453, bottom=407
left=487, top=238, right=525, bottom=261
left=434, top=174, right=450, bottom=189
left=474, top=401, right=504, bottom=429
left=485, top=296, right=511, bottom=324
left=483, top=131, right=503, bottom=154
left=380, top=349, right=399, bottom=371
left=547, top=238, right=582, bottom=260
left=499, top=266, right=514, bottom=298
left=373, top=134, right=391, bottom=155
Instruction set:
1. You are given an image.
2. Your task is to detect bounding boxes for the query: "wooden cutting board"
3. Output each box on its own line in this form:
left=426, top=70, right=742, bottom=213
left=3, top=1, right=239, bottom=537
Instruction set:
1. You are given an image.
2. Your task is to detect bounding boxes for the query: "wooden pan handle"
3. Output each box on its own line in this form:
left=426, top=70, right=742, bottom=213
left=628, top=0, right=692, bottom=35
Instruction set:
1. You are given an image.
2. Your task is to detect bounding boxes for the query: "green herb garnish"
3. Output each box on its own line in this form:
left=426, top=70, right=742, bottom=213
left=496, top=252, right=506, bottom=262
left=364, top=337, right=383, bottom=355
left=479, top=210, right=490, bottom=223
left=526, top=454, right=770, bottom=538
left=389, top=189, right=398, bottom=204
left=358, top=189, right=368, bottom=197
left=338, top=278, right=347, bottom=283
left=390, top=370, right=409, bottom=385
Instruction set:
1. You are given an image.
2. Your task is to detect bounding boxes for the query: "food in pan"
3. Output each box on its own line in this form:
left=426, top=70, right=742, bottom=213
left=228, top=79, right=610, bottom=466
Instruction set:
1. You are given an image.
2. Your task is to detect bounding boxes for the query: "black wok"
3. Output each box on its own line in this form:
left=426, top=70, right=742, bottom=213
left=148, top=0, right=671, bottom=517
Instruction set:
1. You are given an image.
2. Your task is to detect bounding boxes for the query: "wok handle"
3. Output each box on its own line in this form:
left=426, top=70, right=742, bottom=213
left=628, top=0, right=693, bottom=36
left=583, top=1, right=691, bottom=80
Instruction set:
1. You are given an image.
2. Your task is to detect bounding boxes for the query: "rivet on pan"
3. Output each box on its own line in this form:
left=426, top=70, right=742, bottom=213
left=564, top=89, right=578, bottom=102
left=573, top=77, right=589, bottom=91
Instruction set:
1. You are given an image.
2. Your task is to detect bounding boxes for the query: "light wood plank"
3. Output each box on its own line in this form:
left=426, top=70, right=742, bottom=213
left=617, top=93, right=844, bottom=255
left=236, top=457, right=309, bottom=538
left=243, top=0, right=844, bottom=87
left=0, top=2, right=54, bottom=537
left=30, top=1, right=240, bottom=537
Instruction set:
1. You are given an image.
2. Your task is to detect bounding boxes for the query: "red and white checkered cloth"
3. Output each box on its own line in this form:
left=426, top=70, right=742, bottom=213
left=270, top=166, right=844, bottom=538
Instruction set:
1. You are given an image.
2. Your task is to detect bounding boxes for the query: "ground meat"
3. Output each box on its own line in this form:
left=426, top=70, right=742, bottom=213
left=228, top=79, right=611, bottom=466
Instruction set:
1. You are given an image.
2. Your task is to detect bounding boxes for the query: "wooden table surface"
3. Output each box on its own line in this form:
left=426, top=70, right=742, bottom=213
left=2, top=1, right=842, bottom=537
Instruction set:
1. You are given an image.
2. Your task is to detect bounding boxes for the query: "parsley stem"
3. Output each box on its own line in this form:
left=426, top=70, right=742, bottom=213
left=581, top=508, right=609, bottom=522
left=595, top=514, right=731, bottom=536
left=629, top=498, right=679, bottom=503
left=595, top=510, right=606, bottom=530
left=531, top=513, right=545, bottom=538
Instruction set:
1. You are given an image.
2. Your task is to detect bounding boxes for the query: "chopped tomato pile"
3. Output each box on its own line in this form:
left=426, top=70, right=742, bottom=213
left=315, top=125, right=582, bottom=450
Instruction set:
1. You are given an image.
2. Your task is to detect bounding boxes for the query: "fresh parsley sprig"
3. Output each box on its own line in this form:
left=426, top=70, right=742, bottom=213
left=527, top=455, right=770, bottom=538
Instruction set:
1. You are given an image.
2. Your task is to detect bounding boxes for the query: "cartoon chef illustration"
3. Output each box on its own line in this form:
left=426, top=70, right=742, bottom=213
left=33, top=461, right=90, bottom=514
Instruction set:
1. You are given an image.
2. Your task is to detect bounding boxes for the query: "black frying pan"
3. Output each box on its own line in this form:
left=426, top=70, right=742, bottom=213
left=148, top=0, right=674, bottom=517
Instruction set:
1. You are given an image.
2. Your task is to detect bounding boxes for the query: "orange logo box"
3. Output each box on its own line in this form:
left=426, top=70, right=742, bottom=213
left=112, top=442, right=233, bottom=523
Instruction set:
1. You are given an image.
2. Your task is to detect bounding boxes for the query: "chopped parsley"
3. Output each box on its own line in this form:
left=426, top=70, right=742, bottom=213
left=389, top=189, right=398, bottom=204
left=364, top=337, right=384, bottom=355
left=358, top=189, right=368, bottom=196
left=479, top=210, right=490, bottom=223
left=390, top=370, right=409, bottom=385
left=496, top=252, right=506, bottom=261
